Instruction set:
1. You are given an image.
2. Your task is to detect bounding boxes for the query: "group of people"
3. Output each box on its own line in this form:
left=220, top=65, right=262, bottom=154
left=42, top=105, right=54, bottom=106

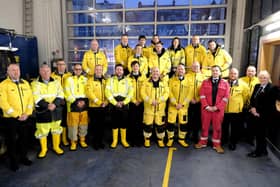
left=0, top=34, right=279, bottom=172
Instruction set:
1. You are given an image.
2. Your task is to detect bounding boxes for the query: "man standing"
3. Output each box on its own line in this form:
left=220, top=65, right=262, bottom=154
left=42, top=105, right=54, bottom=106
left=167, top=64, right=191, bottom=147
left=195, top=65, right=230, bottom=153
left=114, top=34, right=133, bottom=75
left=51, top=59, right=72, bottom=146
left=86, top=65, right=108, bottom=150
left=222, top=68, right=249, bottom=150
left=185, top=35, right=206, bottom=73
left=31, top=63, right=64, bottom=158
left=141, top=67, right=169, bottom=148
left=105, top=64, right=133, bottom=148
left=64, top=63, right=88, bottom=151
left=0, top=63, right=33, bottom=171
left=82, top=39, right=108, bottom=76
left=202, top=40, right=232, bottom=78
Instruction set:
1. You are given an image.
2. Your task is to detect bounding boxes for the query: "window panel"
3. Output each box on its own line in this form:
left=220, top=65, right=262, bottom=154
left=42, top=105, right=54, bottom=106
left=66, top=0, right=93, bottom=11
left=190, top=23, right=225, bottom=35
left=125, top=25, right=154, bottom=37
left=96, top=0, right=123, bottom=9
left=96, top=12, right=123, bottom=23
left=125, top=0, right=155, bottom=9
left=125, top=11, right=155, bottom=22
left=157, top=9, right=189, bottom=21
left=161, top=38, right=188, bottom=49
left=191, top=8, right=226, bottom=21
left=68, top=51, right=85, bottom=62
left=158, top=0, right=189, bottom=6
left=191, top=0, right=227, bottom=6
left=95, top=25, right=122, bottom=36
left=199, top=38, right=225, bottom=47
left=67, top=13, right=95, bottom=24
left=157, top=24, right=188, bottom=36
left=68, top=39, right=92, bottom=50
left=68, top=26, right=94, bottom=37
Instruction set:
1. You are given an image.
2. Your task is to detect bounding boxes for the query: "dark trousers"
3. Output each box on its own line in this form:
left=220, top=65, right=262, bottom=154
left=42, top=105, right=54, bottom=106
left=110, top=105, right=129, bottom=129
left=128, top=103, right=144, bottom=145
left=251, top=114, right=267, bottom=154
left=187, top=102, right=201, bottom=142
left=222, top=113, right=242, bottom=145
left=3, top=118, right=31, bottom=164
left=88, top=107, right=107, bottom=145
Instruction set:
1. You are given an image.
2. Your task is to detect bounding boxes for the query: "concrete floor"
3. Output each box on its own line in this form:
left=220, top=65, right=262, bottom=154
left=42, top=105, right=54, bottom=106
left=0, top=142, right=280, bottom=187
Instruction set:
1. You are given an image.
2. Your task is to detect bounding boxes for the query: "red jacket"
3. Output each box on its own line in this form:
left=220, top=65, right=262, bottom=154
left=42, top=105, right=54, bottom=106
left=200, top=78, right=230, bottom=112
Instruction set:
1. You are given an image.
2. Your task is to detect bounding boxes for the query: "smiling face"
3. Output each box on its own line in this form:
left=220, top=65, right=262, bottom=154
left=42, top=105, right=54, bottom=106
left=211, top=66, right=221, bottom=79
left=7, top=64, right=20, bottom=81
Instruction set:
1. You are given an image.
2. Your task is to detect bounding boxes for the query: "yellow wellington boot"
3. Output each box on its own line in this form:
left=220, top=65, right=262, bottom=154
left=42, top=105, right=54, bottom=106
left=120, top=128, right=130, bottom=148
left=61, top=127, right=69, bottom=146
left=178, top=139, right=189, bottom=148
left=79, top=136, right=88, bottom=148
left=52, top=134, right=64, bottom=155
left=166, top=138, right=174, bottom=147
left=70, top=141, right=77, bottom=151
left=38, top=137, right=48, bottom=158
left=158, top=139, right=165, bottom=148
left=110, top=129, right=119, bottom=149
left=144, top=138, right=150, bottom=148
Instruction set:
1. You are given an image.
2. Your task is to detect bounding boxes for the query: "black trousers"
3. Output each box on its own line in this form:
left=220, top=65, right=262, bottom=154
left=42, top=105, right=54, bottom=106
left=251, top=114, right=268, bottom=154
left=3, top=118, right=31, bottom=164
left=110, top=105, right=129, bottom=129
left=128, top=103, right=144, bottom=144
left=222, top=113, right=242, bottom=145
left=88, top=107, right=107, bottom=145
left=187, top=102, right=201, bottom=142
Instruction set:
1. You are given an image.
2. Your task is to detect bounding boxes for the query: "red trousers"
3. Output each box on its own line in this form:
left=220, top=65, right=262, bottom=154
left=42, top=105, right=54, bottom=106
left=199, top=110, right=224, bottom=147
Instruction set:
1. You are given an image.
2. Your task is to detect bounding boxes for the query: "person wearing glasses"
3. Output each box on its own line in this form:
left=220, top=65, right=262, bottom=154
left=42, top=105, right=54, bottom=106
left=64, top=63, right=89, bottom=151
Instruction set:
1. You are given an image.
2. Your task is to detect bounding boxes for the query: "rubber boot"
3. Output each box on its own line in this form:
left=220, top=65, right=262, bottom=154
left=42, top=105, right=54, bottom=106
left=110, top=129, right=119, bottom=149
left=52, top=134, right=64, bottom=155
left=70, top=141, right=77, bottom=151
left=166, top=138, right=174, bottom=147
left=61, top=127, right=69, bottom=146
left=79, top=136, right=88, bottom=148
left=38, top=137, right=48, bottom=158
left=158, top=139, right=165, bottom=148
left=120, top=128, right=130, bottom=148
left=144, top=138, right=150, bottom=148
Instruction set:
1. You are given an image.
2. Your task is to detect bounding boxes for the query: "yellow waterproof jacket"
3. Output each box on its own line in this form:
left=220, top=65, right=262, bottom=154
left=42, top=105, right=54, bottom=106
left=225, top=80, right=249, bottom=113
left=31, top=77, right=64, bottom=122
left=51, top=71, right=72, bottom=88
left=86, top=77, right=108, bottom=108
left=185, top=44, right=206, bottom=72
left=105, top=76, right=133, bottom=106
left=64, top=75, right=88, bottom=112
left=114, top=44, right=133, bottom=69
left=141, top=46, right=150, bottom=59
left=168, top=47, right=185, bottom=68
left=148, top=49, right=171, bottom=80
left=140, top=78, right=169, bottom=115
left=185, top=71, right=206, bottom=102
left=168, top=75, right=192, bottom=107
left=202, top=47, right=232, bottom=78
left=127, top=55, right=148, bottom=76
left=239, top=76, right=259, bottom=97
left=0, top=77, right=33, bottom=118
left=82, top=50, right=108, bottom=76
left=127, top=73, right=147, bottom=104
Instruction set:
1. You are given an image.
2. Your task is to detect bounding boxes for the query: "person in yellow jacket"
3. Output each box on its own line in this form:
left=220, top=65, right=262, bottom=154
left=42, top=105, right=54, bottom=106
left=51, top=59, right=72, bottom=146
left=239, top=65, right=259, bottom=145
left=82, top=39, right=108, bottom=76
left=168, top=37, right=185, bottom=78
left=0, top=63, right=33, bottom=171
left=127, top=61, right=147, bottom=146
left=141, top=67, right=169, bottom=148
left=128, top=44, right=149, bottom=77
left=185, top=62, right=206, bottom=143
left=222, top=68, right=249, bottom=151
left=185, top=35, right=207, bottom=73
left=137, top=35, right=150, bottom=58
left=148, top=41, right=171, bottom=82
left=202, top=40, right=232, bottom=78
left=64, top=63, right=89, bottom=151
left=86, top=64, right=108, bottom=150
left=31, top=63, right=65, bottom=158
left=114, top=34, right=133, bottom=75
left=167, top=64, right=192, bottom=147
left=105, top=64, right=133, bottom=148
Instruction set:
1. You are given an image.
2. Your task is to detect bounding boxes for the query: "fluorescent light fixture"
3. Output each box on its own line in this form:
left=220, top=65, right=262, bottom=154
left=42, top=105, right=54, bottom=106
left=265, top=21, right=280, bottom=31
